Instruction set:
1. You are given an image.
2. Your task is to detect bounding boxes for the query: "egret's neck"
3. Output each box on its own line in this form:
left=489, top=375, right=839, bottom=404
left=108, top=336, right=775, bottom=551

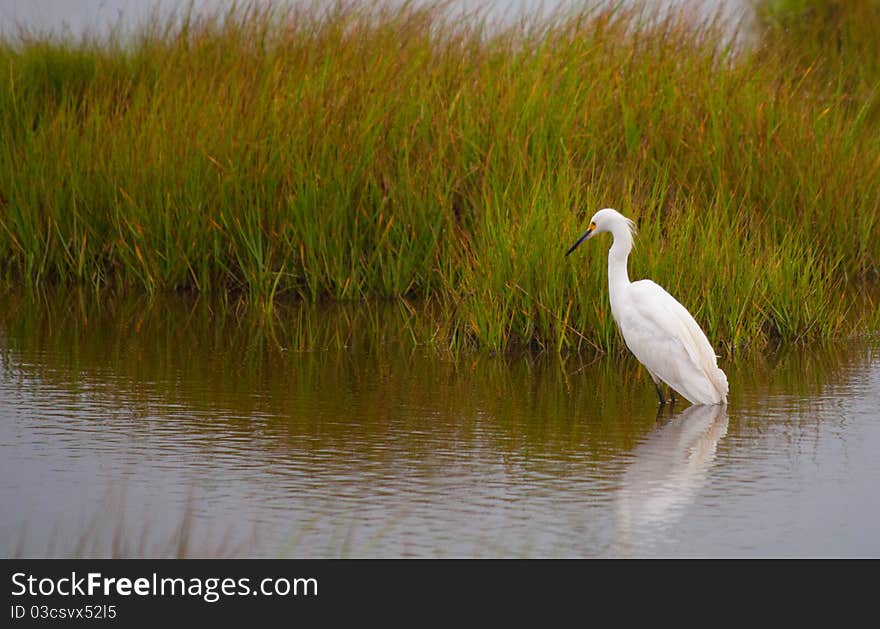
left=607, top=225, right=633, bottom=306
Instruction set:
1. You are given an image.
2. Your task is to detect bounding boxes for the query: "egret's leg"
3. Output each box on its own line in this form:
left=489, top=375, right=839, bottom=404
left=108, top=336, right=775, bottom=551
left=655, top=403, right=667, bottom=421
left=668, top=387, right=678, bottom=405
left=650, top=376, right=666, bottom=405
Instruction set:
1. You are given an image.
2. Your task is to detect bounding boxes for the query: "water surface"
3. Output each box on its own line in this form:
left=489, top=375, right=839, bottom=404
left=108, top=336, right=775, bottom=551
left=1, top=289, right=877, bottom=557
left=0, top=0, right=749, bottom=40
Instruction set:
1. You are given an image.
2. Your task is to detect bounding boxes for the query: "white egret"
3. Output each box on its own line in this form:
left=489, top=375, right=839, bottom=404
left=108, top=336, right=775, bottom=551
left=566, top=208, right=728, bottom=406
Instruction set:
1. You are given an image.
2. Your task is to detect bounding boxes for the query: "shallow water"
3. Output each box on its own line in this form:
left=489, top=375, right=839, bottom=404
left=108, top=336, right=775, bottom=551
left=0, top=0, right=749, bottom=40
left=1, top=288, right=877, bottom=558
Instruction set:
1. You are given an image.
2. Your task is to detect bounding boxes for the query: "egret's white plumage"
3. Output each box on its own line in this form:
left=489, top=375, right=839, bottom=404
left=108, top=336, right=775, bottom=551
left=566, top=208, right=728, bottom=406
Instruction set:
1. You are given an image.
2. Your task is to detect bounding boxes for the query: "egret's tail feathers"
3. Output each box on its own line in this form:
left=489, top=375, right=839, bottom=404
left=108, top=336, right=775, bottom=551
left=682, top=365, right=728, bottom=405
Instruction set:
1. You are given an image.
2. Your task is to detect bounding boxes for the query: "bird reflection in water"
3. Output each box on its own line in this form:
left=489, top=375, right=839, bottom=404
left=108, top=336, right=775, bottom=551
left=611, top=403, right=729, bottom=556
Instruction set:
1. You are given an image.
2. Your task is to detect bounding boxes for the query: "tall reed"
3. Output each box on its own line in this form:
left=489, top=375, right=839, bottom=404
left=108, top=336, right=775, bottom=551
left=0, top=2, right=877, bottom=354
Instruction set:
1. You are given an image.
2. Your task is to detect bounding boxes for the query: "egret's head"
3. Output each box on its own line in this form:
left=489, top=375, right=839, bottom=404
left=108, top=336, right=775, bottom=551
left=565, top=208, right=634, bottom=256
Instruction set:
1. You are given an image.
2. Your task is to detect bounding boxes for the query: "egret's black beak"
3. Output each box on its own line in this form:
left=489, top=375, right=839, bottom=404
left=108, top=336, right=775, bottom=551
left=565, top=225, right=594, bottom=256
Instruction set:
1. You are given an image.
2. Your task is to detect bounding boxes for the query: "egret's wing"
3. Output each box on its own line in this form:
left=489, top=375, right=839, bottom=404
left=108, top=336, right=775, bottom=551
left=625, top=280, right=728, bottom=403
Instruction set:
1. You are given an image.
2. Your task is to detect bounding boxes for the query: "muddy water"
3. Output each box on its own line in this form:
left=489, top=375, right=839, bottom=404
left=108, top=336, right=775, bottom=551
left=1, top=289, right=877, bottom=557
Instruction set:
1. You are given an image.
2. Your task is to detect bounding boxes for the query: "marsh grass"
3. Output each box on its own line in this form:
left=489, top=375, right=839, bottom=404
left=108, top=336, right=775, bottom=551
left=0, top=1, right=878, bottom=355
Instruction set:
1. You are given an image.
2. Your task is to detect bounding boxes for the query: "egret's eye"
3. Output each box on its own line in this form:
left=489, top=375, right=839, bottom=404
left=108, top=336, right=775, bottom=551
left=589, top=222, right=596, bottom=231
